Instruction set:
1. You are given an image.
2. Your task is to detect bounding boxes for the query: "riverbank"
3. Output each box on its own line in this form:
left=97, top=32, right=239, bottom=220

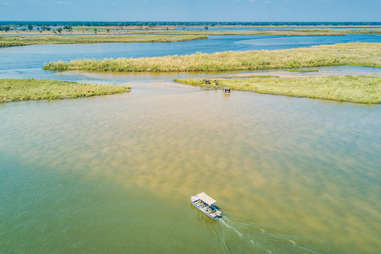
left=43, top=43, right=381, bottom=72
left=0, top=79, right=130, bottom=103
left=2, top=28, right=381, bottom=36
left=174, top=76, right=381, bottom=104
left=0, top=35, right=207, bottom=48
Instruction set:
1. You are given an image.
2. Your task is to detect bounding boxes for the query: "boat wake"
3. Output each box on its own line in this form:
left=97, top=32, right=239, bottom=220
left=218, top=216, right=322, bottom=254
left=219, top=218, right=243, bottom=238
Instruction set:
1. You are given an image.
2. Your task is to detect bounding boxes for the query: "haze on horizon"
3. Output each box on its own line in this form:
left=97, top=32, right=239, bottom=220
left=0, top=0, right=380, bottom=22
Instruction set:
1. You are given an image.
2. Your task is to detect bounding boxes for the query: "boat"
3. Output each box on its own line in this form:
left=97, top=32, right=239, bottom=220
left=190, top=192, right=222, bottom=219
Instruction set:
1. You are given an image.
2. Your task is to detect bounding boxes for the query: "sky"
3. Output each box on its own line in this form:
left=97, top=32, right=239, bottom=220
left=0, top=0, right=380, bottom=22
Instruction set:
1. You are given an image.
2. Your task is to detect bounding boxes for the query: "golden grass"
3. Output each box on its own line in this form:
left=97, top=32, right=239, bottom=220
left=174, top=76, right=381, bottom=104
left=44, top=43, right=381, bottom=72
left=2, top=28, right=381, bottom=36
left=0, top=35, right=207, bottom=48
left=0, top=79, right=130, bottom=103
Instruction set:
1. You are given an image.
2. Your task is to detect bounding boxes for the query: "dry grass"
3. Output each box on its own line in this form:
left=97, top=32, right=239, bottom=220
left=174, top=75, right=381, bottom=104
left=0, top=79, right=130, bottom=103
left=44, top=43, right=381, bottom=72
left=2, top=28, right=381, bottom=36
left=0, top=35, right=207, bottom=48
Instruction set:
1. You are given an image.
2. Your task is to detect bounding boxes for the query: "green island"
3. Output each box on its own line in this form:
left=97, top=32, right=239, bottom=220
left=0, top=34, right=207, bottom=48
left=44, top=43, right=381, bottom=72
left=174, top=76, right=381, bottom=104
left=0, top=79, right=130, bottom=103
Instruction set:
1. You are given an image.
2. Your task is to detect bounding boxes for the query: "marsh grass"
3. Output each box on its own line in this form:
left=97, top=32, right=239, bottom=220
left=174, top=76, right=381, bottom=104
left=126, top=28, right=381, bottom=36
left=0, top=35, right=207, bottom=48
left=0, top=79, right=130, bottom=103
left=44, top=43, right=381, bottom=73
left=286, top=68, right=320, bottom=73
left=2, top=28, right=381, bottom=36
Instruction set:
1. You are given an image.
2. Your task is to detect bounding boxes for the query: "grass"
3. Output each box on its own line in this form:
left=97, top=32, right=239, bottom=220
left=124, top=28, right=381, bottom=36
left=2, top=28, right=381, bottom=36
left=0, top=35, right=207, bottom=48
left=44, top=42, right=381, bottom=73
left=286, top=68, right=319, bottom=73
left=0, top=79, right=130, bottom=103
left=174, top=76, right=381, bottom=104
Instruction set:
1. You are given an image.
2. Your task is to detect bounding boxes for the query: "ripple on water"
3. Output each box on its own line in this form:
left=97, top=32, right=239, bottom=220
left=0, top=85, right=381, bottom=254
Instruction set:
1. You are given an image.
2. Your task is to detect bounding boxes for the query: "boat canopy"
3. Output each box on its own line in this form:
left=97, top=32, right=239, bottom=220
left=196, top=192, right=216, bottom=206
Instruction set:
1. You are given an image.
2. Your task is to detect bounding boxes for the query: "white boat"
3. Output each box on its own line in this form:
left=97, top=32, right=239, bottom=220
left=190, top=192, right=222, bottom=219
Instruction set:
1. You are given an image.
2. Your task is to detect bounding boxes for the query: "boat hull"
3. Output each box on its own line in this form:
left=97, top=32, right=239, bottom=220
left=190, top=196, right=222, bottom=219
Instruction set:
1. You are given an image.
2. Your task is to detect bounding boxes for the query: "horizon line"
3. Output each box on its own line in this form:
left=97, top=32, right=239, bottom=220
left=1, top=20, right=381, bottom=23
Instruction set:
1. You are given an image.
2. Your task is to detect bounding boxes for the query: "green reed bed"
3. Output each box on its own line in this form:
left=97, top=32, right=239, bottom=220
left=0, top=79, right=130, bottom=103
left=174, top=76, right=381, bottom=104
left=0, top=35, right=207, bottom=48
left=44, top=43, right=381, bottom=73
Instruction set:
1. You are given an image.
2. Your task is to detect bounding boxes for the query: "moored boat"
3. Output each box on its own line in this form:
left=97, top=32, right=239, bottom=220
left=190, top=192, right=222, bottom=219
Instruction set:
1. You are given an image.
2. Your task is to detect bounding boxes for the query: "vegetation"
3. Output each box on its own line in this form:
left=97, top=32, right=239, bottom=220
left=0, top=25, right=11, bottom=32
left=174, top=76, right=381, bottom=104
left=286, top=68, right=319, bottom=73
left=115, top=28, right=381, bottom=36
left=1, top=21, right=379, bottom=27
left=2, top=28, right=381, bottom=36
left=0, top=79, right=130, bottom=103
left=0, top=35, right=208, bottom=48
left=44, top=43, right=381, bottom=72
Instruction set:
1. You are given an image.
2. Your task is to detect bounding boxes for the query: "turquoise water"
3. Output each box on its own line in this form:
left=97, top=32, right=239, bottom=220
left=1, top=35, right=381, bottom=253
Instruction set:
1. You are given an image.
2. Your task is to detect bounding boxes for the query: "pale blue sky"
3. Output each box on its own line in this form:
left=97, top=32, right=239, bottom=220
left=0, top=0, right=380, bottom=21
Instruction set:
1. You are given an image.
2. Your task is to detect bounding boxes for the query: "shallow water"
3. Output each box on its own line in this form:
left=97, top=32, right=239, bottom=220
left=1, top=34, right=381, bottom=82
left=1, top=34, right=381, bottom=254
left=1, top=82, right=381, bottom=254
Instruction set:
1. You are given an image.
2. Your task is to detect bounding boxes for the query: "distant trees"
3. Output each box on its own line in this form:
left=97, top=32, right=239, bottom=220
left=57, top=27, right=63, bottom=33
left=63, top=25, right=72, bottom=31
left=41, top=25, right=51, bottom=31
left=0, top=26, right=11, bottom=32
left=28, top=25, right=33, bottom=31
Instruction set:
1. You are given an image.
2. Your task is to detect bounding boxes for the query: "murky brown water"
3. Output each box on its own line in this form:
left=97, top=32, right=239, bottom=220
left=1, top=82, right=381, bottom=254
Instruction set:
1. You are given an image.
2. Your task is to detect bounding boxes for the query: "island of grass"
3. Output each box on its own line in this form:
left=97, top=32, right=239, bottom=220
left=286, top=68, right=319, bottom=73
left=0, top=79, right=130, bottom=103
left=0, top=34, right=207, bottom=48
left=2, top=28, right=381, bottom=36
left=100, top=28, right=381, bottom=36
left=43, top=43, right=381, bottom=73
left=174, top=76, right=381, bottom=104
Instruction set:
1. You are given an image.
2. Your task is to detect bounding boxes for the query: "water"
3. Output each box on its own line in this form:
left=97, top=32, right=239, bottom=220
left=1, top=34, right=381, bottom=253
left=1, top=34, right=381, bottom=83
left=1, top=82, right=381, bottom=253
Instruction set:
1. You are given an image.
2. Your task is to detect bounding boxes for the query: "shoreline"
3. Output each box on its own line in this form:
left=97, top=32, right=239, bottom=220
left=43, top=42, right=381, bottom=73
left=2, top=27, right=381, bottom=36
left=174, top=75, right=381, bottom=104
left=0, top=34, right=208, bottom=48
left=0, top=79, right=131, bottom=103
